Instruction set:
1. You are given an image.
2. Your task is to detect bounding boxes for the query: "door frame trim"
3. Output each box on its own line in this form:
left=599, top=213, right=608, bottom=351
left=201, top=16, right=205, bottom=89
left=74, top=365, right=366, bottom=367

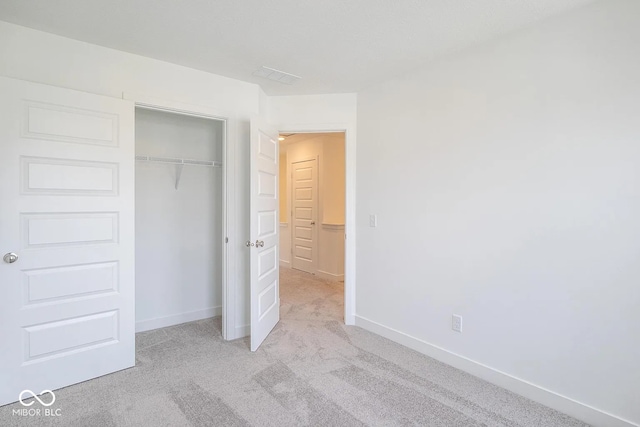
left=276, top=124, right=355, bottom=325
left=124, top=92, right=236, bottom=339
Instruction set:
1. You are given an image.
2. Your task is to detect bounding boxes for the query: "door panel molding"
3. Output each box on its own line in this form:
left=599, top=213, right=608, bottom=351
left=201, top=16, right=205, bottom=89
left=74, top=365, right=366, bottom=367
left=290, top=157, right=319, bottom=274
left=0, top=76, right=135, bottom=406
left=22, top=100, right=119, bottom=147
left=250, top=119, right=280, bottom=351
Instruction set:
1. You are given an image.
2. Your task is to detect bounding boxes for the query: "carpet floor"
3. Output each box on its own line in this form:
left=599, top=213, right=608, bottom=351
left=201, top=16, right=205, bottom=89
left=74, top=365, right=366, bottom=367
left=1, top=268, right=589, bottom=426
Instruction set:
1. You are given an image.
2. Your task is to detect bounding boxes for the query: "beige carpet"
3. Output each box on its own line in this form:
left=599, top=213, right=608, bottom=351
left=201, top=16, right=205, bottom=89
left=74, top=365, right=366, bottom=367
left=1, top=268, right=589, bottom=426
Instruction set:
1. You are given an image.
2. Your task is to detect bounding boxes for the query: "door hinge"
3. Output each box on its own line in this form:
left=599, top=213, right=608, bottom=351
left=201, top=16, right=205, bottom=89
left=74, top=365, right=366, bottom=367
left=225, top=237, right=229, bottom=243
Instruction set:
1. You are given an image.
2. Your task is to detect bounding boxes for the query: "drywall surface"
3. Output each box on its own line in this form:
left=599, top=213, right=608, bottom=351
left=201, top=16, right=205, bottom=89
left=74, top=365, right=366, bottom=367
left=279, top=149, right=292, bottom=267
left=135, top=109, right=223, bottom=329
left=356, top=0, right=640, bottom=424
left=0, top=22, right=257, bottom=112
left=279, top=150, right=288, bottom=223
left=0, top=21, right=259, bottom=338
left=268, top=94, right=357, bottom=127
left=323, top=136, right=347, bottom=224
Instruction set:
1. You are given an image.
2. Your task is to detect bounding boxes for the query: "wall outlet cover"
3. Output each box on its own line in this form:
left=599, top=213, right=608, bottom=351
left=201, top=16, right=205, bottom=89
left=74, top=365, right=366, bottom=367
left=452, top=314, right=462, bottom=332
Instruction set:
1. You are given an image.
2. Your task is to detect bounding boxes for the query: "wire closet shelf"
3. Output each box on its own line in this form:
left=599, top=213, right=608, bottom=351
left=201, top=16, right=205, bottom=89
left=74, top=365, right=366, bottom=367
left=135, top=155, right=222, bottom=189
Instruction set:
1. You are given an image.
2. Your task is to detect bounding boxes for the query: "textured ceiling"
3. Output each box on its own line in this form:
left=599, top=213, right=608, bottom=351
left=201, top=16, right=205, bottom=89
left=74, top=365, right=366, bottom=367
left=0, top=0, right=595, bottom=95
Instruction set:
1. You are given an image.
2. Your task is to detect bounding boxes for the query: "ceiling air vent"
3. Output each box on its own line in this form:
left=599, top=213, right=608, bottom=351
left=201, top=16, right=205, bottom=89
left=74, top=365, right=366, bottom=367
left=252, top=66, right=301, bottom=85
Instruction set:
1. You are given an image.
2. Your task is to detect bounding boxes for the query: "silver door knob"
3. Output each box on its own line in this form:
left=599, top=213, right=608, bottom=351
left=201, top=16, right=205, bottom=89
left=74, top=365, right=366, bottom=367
left=3, top=252, right=18, bottom=264
left=245, top=241, right=255, bottom=247
left=255, top=240, right=264, bottom=248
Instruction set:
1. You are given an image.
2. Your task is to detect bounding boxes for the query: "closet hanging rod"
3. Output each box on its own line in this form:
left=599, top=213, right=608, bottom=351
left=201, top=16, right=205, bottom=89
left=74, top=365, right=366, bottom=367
left=135, top=155, right=222, bottom=167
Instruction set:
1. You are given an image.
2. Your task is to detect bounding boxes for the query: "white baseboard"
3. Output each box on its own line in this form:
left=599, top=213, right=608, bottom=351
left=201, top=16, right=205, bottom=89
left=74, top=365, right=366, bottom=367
left=354, top=315, right=637, bottom=427
left=316, top=269, right=344, bottom=282
left=136, top=306, right=222, bottom=333
left=280, top=260, right=290, bottom=268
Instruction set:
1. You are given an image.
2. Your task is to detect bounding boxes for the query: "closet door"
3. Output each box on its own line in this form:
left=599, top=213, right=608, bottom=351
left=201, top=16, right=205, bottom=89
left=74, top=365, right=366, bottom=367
left=0, top=76, right=135, bottom=405
left=249, top=118, right=280, bottom=351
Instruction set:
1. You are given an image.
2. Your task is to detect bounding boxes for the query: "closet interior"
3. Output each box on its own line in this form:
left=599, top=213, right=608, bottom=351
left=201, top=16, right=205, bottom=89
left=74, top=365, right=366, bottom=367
left=134, top=107, right=225, bottom=332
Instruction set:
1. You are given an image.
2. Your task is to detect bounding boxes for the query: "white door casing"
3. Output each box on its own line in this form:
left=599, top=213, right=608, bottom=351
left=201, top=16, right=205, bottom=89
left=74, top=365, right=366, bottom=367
left=249, top=119, right=280, bottom=352
left=291, top=158, right=318, bottom=274
left=0, top=77, right=135, bottom=405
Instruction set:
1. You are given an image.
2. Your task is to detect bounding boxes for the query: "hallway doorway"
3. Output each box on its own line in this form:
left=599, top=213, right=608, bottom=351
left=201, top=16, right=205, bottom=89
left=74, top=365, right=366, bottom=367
left=278, top=132, right=346, bottom=317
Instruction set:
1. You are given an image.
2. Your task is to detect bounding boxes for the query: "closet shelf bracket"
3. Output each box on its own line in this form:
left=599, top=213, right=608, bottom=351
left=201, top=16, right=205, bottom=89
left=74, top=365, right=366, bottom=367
left=175, top=164, right=184, bottom=190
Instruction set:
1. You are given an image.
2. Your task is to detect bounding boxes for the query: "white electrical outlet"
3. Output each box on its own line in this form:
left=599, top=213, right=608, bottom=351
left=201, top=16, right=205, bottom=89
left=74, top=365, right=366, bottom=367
left=369, top=214, right=377, bottom=227
left=452, top=314, right=462, bottom=333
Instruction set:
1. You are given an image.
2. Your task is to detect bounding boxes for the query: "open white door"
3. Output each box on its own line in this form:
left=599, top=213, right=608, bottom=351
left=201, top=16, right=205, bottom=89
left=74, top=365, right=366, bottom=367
left=249, top=118, right=280, bottom=351
left=0, top=77, right=135, bottom=405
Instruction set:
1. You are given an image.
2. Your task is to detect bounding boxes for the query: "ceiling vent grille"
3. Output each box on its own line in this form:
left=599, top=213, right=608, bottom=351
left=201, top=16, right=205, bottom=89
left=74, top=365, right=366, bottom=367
left=252, top=66, right=301, bottom=85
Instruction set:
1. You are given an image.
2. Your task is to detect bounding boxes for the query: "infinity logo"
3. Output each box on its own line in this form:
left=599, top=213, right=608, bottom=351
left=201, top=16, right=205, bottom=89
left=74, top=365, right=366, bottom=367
left=18, top=390, right=56, bottom=407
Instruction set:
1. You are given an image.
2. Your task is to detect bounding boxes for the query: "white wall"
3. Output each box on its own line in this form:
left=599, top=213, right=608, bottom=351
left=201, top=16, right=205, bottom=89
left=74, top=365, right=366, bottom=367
left=135, top=108, right=224, bottom=331
left=0, top=21, right=259, bottom=339
left=355, top=1, right=640, bottom=426
left=268, top=94, right=358, bottom=128
left=280, top=224, right=291, bottom=267
left=322, top=135, right=347, bottom=225
left=279, top=149, right=291, bottom=267
left=317, top=224, right=345, bottom=281
left=0, top=22, right=257, bottom=112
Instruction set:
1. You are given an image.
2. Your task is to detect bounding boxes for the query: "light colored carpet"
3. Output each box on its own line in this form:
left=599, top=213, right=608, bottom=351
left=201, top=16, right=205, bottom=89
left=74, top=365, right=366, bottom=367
left=1, top=268, right=589, bottom=426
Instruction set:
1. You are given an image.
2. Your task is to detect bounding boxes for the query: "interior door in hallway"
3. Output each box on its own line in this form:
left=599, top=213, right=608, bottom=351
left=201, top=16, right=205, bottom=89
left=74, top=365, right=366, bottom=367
left=0, top=76, right=135, bottom=405
left=291, top=159, right=318, bottom=274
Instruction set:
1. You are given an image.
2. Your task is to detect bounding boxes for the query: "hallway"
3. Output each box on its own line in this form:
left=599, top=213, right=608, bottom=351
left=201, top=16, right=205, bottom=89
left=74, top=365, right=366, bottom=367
left=279, top=267, right=344, bottom=322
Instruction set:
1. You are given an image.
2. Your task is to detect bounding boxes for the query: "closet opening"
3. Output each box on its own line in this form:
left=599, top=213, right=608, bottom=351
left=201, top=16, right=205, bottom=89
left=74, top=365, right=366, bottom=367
left=134, top=106, right=227, bottom=335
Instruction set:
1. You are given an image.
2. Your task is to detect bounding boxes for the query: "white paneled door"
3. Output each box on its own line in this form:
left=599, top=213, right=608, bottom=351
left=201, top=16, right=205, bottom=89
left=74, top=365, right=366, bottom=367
left=0, top=77, right=135, bottom=405
left=291, top=159, right=318, bottom=274
left=249, top=119, right=280, bottom=352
